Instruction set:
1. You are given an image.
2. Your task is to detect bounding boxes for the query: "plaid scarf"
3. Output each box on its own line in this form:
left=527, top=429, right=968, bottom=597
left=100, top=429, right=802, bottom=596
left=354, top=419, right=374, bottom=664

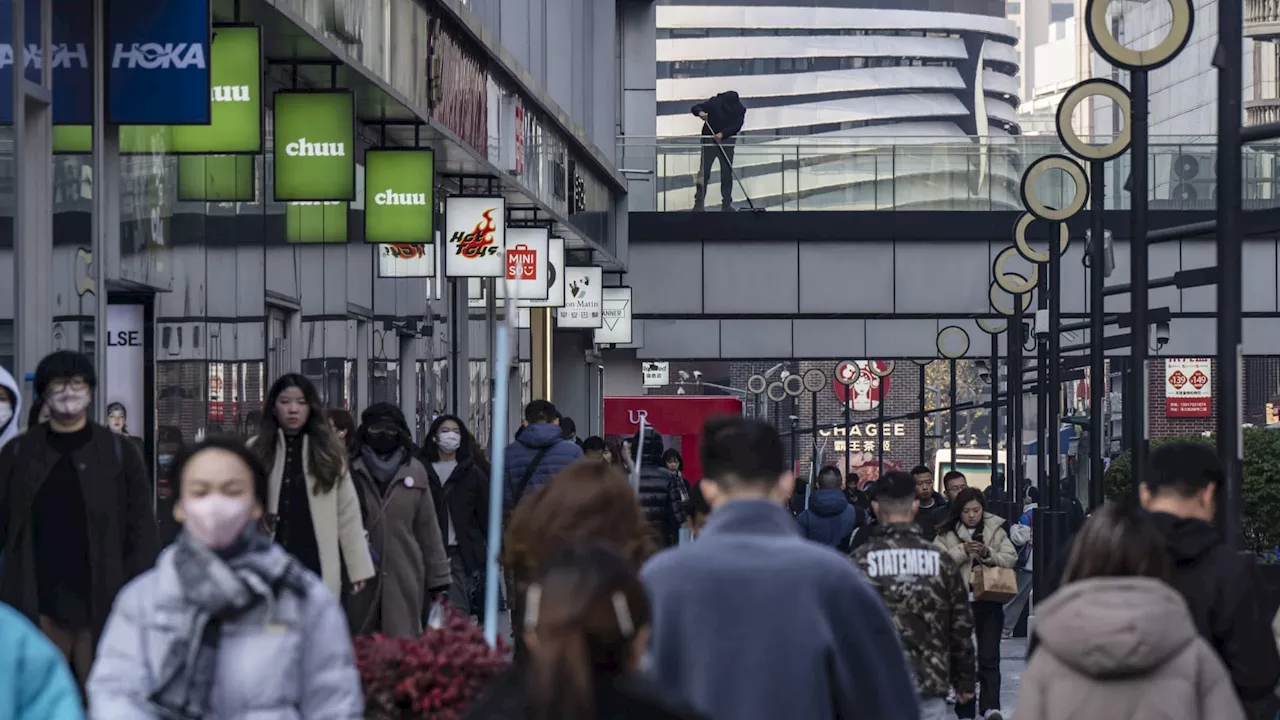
left=148, top=528, right=308, bottom=719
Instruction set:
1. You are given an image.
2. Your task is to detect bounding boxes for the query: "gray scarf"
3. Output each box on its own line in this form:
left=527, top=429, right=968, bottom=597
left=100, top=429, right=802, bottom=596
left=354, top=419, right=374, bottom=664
left=149, top=528, right=308, bottom=720
left=360, top=445, right=406, bottom=489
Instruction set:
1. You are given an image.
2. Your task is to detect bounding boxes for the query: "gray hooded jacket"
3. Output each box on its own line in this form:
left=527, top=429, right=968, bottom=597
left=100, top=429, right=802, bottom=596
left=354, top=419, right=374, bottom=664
left=1017, top=576, right=1244, bottom=720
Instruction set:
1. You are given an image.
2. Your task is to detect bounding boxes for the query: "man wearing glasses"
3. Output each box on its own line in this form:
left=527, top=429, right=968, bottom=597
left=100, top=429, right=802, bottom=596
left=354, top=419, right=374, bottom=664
left=0, top=350, right=157, bottom=690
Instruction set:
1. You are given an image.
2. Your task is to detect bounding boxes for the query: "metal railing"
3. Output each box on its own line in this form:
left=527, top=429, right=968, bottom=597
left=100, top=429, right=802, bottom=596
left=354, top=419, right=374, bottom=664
left=618, top=135, right=1280, bottom=213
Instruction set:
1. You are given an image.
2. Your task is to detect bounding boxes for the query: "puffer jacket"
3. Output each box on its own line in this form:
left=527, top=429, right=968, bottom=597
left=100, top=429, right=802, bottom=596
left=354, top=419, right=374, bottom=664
left=87, top=544, right=364, bottom=719
left=1017, top=577, right=1244, bottom=720
left=795, top=488, right=858, bottom=552
left=637, top=464, right=686, bottom=548
left=0, top=601, right=83, bottom=719
left=933, top=512, right=1017, bottom=591
left=502, top=423, right=583, bottom=508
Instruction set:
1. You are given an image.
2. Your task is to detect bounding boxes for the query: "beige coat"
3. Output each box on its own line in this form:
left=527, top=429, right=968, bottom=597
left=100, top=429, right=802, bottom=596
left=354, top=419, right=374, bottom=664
left=252, top=432, right=376, bottom=596
left=345, top=453, right=451, bottom=637
left=933, top=512, right=1017, bottom=590
left=1018, top=577, right=1245, bottom=720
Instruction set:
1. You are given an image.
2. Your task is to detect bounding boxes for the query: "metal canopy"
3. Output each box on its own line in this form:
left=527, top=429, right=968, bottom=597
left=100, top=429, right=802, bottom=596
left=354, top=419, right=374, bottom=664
left=217, top=0, right=621, bottom=267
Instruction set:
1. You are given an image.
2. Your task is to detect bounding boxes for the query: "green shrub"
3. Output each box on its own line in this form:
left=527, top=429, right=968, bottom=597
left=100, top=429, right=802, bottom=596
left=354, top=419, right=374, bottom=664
left=1103, top=428, right=1280, bottom=553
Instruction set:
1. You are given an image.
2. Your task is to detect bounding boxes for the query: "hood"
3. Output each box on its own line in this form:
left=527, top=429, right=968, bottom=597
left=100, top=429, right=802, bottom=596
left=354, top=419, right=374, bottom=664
left=1036, top=577, right=1197, bottom=678
left=518, top=422, right=565, bottom=450
left=724, top=90, right=739, bottom=102
left=0, top=365, right=20, bottom=448
left=631, top=427, right=665, bottom=465
left=809, top=488, right=851, bottom=517
left=1147, top=511, right=1219, bottom=564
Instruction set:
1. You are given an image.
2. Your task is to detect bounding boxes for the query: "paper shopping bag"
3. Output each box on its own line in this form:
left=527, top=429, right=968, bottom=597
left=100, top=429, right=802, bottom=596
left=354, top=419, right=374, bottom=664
left=972, top=565, right=1018, bottom=603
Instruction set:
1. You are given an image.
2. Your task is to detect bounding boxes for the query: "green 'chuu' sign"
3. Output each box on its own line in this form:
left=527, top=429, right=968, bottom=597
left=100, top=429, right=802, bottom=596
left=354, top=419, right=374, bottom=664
left=364, top=149, right=434, bottom=244
left=272, top=90, right=355, bottom=202
left=52, top=25, right=263, bottom=155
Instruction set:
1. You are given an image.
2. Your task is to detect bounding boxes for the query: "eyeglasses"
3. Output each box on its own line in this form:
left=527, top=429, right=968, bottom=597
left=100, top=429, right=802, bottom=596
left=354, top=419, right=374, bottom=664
left=47, top=377, right=89, bottom=392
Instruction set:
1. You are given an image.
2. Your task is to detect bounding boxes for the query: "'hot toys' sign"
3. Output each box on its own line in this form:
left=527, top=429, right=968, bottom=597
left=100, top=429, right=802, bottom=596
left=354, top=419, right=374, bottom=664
left=444, top=196, right=505, bottom=277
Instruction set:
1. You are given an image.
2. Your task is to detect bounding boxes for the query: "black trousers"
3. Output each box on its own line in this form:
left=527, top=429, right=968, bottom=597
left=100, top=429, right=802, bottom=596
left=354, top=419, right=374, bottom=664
left=695, top=135, right=735, bottom=205
left=956, top=600, right=1003, bottom=717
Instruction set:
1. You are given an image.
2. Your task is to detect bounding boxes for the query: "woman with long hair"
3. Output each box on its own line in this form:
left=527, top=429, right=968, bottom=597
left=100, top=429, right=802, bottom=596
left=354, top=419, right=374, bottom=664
left=250, top=374, right=374, bottom=599
left=422, top=413, right=490, bottom=617
left=503, top=460, right=658, bottom=659
left=88, top=436, right=363, bottom=718
left=325, top=408, right=356, bottom=455
left=1017, top=504, right=1243, bottom=719
left=466, top=544, right=704, bottom=720
left=933, top=486, right=1016, bottom=720
left=345, top=403, right=450, bottom=637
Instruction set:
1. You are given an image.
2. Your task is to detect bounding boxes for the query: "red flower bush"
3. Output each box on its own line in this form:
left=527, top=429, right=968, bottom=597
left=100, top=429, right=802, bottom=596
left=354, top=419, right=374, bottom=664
left=355, top=606, right=509, bottom=720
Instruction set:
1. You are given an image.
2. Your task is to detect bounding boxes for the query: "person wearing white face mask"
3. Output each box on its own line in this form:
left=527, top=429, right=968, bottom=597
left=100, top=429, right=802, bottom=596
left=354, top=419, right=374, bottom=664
left=423, top=413, right=490, bottom=617
left=87, top=436, right=364, bottom=718
left=0, top=351, right=157, bottom=691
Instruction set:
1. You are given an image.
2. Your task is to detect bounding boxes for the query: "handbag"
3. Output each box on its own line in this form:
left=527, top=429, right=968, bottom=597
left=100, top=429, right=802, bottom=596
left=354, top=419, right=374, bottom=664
left=972, top=564, right=1019, bottom=603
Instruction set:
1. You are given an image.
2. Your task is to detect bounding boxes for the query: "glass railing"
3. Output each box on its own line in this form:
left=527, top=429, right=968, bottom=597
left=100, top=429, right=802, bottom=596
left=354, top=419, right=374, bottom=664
left=617, top=135, right=1280, bottom=212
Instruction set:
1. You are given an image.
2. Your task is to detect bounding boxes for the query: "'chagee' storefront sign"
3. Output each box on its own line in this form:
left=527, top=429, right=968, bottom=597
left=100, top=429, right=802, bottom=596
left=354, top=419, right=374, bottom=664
left=272, top=90, right=356, bottom=202
left=365, top=149, right=435, bottom=244
left=820, top=422, right=908, bottom=453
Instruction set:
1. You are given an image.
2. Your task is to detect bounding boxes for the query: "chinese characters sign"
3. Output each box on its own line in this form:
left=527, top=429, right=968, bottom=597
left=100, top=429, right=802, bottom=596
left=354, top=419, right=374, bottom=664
left=1165, top=358, right=1212, bottom=418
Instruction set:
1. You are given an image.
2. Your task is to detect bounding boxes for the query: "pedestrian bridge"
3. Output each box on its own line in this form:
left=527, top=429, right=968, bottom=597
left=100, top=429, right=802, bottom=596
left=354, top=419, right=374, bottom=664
left=616, top=135, right=1280, bottom=361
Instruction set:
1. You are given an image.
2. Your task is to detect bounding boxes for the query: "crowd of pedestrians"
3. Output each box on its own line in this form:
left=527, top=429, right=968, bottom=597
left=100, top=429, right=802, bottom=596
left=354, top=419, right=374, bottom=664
left=3, top=350, right=1280, bottom=719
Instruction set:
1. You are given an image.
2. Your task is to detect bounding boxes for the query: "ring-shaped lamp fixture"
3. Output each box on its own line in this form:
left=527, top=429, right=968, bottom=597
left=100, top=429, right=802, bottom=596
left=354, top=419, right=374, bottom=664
left=1014, top=212, right=1070, bottom=263
left=766, top=380, right=787, bottom=403
left=1020, top=154, right=1090, bottom=222
left=783, top=373, right=805, bottom=397
left=802, top=368, right=827, bottom=393
left=912, top=358, right=934, bottom=367
left=976, top=317, right=1008, bottom=334
left=993, top=246, right=1040, bottom=295
left=1085, top=0, right=1194, bottom=72
left=937, top=326, right=971, bottom=359
left=990, top=278, right=1034, bottom=317
left=870, top=360, right=895, bottom=378
left=1057, top=79, right=1133, bottom=161
left=746, top=374, right=767, bottom=395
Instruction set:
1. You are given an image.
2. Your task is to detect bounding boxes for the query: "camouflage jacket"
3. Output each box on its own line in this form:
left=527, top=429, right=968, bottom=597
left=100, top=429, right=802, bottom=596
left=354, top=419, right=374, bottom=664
left=852, top=522, right=975, bottom=698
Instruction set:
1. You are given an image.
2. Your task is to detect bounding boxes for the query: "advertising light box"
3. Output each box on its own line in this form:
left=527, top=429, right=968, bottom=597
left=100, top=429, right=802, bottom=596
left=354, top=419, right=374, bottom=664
left=286, top=202, right=348, bottom=244
left=107, top=0, right=213, bottom=125
left=0, top=0, right=93, bottom=125
left=177, top=154, right=255, bottom=201
left=444, top=196, right=505, bottom=278
left=365, top=149, right=434, bottom=244
left=378, top=243, right=435, bottom=278
left=519, top=236, right=565, bottom=308
left=502, top=228, right=549, bottom=301
left=557, top=266, right=603, bottom=328
left=272, top=90, right=355, bottom=202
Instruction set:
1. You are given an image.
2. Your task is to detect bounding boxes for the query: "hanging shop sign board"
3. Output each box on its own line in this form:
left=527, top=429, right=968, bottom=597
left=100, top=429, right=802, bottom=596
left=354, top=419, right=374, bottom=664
left=519, top=236, right=566, bottom=309
left=594, top=287, right=632, bottom=345
left=106, top=0, right=213, bottom=125
left=365, top=149, right=434, bottom=244
left=176, top=154, right=255, bottom=202
left=272, top=90, right=356, bottom=202
left=643, top=362, right=670, bottom=388
left=0, top=0, right=93, bottom=125
left=444, top=196, right=505, bottom=277
left=286, top=202, right=348, bottom=244
left=1165, top=358, right=1212, bottom=418
left=502, top=228, right=550, bottom=301
left=105, top=303, right=146, bottom=442
left=556, top=266, right=603, bottom=328
left=378, top=243, right=435, bottom=278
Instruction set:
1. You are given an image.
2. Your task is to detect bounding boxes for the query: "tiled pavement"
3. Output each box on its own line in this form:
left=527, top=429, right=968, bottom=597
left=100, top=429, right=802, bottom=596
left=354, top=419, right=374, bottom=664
left=999, top=636, right=1029, bottom=718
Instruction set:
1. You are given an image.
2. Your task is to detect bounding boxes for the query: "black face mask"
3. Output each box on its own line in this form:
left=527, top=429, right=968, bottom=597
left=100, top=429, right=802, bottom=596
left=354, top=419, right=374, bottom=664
left=367, top=432, right=400, bottom=455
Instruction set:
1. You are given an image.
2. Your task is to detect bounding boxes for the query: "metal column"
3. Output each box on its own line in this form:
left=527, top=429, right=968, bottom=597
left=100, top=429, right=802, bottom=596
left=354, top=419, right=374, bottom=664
left=448, top=279, right=471, bottom=423
left=530, top=308, right=553, bottom=402
left=1089, top=161, right=1107, bottom=511
left=949, top=360, right=958, bottom=470
left=990, top=332, right=1000, bottom=489
left=398, top=334, right=419, bottom=443
left=90, top=0, right=121, bottom=422
left=1129, top=69, right=1150, bottom=490
left=14, top=0, right=55, bottom=414
left=1008, top=306, right=1023, bottom=499
left=1216, top=0, right=1244, bottom=549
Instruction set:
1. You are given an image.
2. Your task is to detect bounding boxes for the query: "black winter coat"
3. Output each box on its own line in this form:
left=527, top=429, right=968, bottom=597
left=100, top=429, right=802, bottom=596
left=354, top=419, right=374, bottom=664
left=1148, top=512, right=1280, bottom=705
left=690, top=91, right=746, bottom=138
left=465, top=665, right=708, bottom=720
left=638, top=465, right=686, bottom=548
left=0, top=423, right=158, bottom=633
left=424, top=455, right=490, bottom=575
left=914, top=493, right=949, bottom=541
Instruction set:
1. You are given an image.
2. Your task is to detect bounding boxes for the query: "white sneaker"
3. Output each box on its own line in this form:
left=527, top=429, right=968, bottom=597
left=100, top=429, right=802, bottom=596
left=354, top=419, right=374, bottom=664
left=984, top=710, right=1004, bottom=720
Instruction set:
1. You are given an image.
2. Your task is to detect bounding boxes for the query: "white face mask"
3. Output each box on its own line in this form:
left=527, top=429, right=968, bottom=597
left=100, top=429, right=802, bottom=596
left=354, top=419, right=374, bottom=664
left=436, top=430, right=462, bottom=453
left=47, top=386, right=91, bottom=421
left=0, top=401, right=12, bottom=428
left=182, top=494, right=255, bottom=550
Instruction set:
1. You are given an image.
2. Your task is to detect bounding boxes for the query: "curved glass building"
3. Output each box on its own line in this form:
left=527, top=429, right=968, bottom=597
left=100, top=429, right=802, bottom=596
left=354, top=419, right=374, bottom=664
left=655, top=1, right=1024, bottom=210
